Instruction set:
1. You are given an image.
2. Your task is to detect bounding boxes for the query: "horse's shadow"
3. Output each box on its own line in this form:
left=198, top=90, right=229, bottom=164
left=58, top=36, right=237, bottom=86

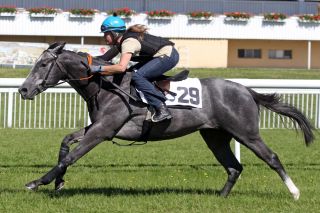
left=41, top=187, right=220, bottom=198
left=40, top=186, right=286, bottom=199
left=1, top=187, right=285, bottom=199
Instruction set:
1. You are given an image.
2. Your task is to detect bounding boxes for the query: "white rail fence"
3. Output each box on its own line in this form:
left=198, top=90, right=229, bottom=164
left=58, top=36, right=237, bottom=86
left=231, top=79, right=320, bottom=162
left=0, top=79, right=89, bottom=129
left=2, top=78, right=320, bottom=162
left=1, top=78, right=320, bottom=129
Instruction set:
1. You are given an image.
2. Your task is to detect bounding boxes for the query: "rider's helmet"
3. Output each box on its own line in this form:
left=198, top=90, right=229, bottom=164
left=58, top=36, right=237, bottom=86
left=100, top=13, right=126, bottom=33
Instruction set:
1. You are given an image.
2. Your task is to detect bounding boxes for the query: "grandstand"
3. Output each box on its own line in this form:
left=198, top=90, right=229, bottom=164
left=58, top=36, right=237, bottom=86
left=0, top=0, right=319, bottom=68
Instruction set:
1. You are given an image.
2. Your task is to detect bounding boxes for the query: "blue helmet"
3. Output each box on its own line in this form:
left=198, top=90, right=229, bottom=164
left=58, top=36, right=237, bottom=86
left=100, top=14, right=126, bottom=33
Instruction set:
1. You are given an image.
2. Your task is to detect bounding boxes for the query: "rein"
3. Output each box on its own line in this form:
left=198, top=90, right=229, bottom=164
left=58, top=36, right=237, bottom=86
left=100, top=77, right=140, bottom=102
left=40, top=51, right=141, bottom=103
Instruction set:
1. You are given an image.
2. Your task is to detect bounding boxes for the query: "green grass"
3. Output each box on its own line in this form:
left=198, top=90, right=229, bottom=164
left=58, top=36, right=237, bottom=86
left=182, top=68, right=320, bottom=79
left=0, top=129, right=319, bottom=212
left=0, top=68, right=30, bottom=78
left=1, top=67, right=320, bottom=79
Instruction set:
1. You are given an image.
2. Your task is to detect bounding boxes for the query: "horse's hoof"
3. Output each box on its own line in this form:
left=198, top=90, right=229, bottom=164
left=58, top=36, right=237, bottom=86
left=55, top=181, right=65, bottom=191
left=25, top=180, right=40, bottom=191
left=292, top=190, right=300, bottom=201
left=219, top=191, right=229, bottom=198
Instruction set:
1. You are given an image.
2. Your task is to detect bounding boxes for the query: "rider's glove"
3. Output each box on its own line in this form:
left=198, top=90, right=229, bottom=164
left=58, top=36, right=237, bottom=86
left=90, top=65, right=102, bottom=73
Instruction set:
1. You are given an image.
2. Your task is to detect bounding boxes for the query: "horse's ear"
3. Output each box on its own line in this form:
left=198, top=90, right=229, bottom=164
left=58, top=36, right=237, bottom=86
left=48, top=41, right=66, bottom=54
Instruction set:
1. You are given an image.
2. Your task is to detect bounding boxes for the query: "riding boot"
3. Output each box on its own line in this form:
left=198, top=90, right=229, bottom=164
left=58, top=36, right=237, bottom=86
left=151, top=103, right=172, bottom=122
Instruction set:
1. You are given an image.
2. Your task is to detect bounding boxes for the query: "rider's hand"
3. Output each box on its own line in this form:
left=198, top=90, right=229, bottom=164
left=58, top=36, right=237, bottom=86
left=90, top=65, right=102, bottom=73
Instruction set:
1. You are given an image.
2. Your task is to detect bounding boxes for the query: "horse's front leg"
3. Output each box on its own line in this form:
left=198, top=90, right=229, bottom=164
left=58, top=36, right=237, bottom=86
left=54, top=127, right=88, bottom=191
left=25, top=120, right=119, bottom=191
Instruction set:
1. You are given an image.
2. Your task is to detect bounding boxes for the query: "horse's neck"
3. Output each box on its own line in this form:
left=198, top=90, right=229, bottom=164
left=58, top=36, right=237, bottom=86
left=68, top=78, right=100, bottom=102
left=63, top=51, right=131, bottom=103
left=62, top=51, right=101, bottom=101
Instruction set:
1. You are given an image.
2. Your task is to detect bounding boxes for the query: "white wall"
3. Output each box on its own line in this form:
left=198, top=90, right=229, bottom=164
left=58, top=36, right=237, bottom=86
left=0, top=12, right=320, bottom=40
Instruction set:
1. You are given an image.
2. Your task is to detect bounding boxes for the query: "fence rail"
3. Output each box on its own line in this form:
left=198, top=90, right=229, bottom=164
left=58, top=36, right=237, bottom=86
left=0, top=79, right=90, bottom=129
left=1, top=78, right=320, bottom=129
left=0, top=88, right=89, bottom=129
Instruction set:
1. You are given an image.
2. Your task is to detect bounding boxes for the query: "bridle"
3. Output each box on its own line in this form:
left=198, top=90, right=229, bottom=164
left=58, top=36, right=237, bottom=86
left=38, top=49, right=139, bottom=102
left=37, top=50, right=93, bottom=92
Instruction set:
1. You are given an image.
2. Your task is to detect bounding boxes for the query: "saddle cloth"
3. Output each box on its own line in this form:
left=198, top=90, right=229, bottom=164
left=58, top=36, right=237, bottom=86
left=137, top=78, right=202, bottom=108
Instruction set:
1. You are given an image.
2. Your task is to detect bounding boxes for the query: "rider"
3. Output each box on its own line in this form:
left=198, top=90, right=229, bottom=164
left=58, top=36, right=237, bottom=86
left=90, top=14, right=180, bottom=122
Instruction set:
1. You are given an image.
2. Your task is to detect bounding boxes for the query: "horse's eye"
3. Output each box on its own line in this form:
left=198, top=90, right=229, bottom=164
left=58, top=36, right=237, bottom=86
left=41, top=63, right=46, bottom=67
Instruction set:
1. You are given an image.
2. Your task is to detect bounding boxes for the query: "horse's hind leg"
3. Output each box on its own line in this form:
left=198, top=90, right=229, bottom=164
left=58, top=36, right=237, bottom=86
left=200, top=129, right=243, bottom=197
left=54, top=127, right=87, bottom=190
left=237, top=135, right=300, bottom=200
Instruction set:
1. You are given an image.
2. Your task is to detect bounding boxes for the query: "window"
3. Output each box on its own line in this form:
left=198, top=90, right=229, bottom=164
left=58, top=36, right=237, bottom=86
left=238, top=49, right=261, bottom=59
left=268, top=50, right=292, bottom=59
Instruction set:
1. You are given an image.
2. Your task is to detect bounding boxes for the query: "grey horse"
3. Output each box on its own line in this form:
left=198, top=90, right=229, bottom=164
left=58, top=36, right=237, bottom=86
left=18, top=42, right=314, bottom=200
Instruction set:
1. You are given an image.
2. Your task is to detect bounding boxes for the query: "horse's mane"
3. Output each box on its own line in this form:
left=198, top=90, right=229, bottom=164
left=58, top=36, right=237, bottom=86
left=61, top=49, right=111, bottom=66
left=60, top=49, right=130, bottom=87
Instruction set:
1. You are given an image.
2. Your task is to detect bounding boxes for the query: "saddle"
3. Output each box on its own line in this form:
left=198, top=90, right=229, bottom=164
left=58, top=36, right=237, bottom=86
left=154, top=69, right=190, bottom=95
left=130, top=69, right=190, bottom=101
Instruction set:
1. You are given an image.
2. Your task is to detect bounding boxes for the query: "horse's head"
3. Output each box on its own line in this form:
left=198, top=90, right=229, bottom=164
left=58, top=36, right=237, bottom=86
left=19, top=42, right=67, bottom=100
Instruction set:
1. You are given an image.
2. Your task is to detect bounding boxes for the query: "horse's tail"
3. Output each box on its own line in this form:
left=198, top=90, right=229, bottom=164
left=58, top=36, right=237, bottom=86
left=247, top=87, right=314, bottom=146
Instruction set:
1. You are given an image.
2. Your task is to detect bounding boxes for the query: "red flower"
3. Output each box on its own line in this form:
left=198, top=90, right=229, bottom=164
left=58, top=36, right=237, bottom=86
left=70, top=8, right=95, bottom=16
left=147, top=9, right=174, bottom=17
left=264, top=13, right=287, bottom=21
left=0, top=6, right=16, bottom=13
left=298, top=14, right=320, bottom=22
left=109, top=7, right=135, bottom=17
left=225, top=12, right=251, bottom=19
left=27, top=7, right=57, bottom=14
left=188, top=11, right=213, bottom=19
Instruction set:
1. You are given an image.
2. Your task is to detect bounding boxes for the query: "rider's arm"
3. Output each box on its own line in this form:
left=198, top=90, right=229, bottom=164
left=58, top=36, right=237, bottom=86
left=95, top=38, right=141, bottom=75
left=99, top=52, right=132, bottom=75
left=96, top=46, right=119, bottom=61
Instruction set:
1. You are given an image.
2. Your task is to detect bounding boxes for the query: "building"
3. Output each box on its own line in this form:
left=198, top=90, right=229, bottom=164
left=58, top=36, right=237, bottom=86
left=0, top=8, right=320, bottom=69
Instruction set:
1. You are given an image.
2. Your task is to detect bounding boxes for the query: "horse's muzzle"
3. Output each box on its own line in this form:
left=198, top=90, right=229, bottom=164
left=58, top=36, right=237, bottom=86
left=18, top=87, right=36, bottom=100
left=18, top=87, right=29, bottom=100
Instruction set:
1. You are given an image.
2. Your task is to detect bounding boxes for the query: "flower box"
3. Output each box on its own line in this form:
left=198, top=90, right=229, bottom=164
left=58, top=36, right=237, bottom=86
left=69, top=14, right=94, bottom=19
left=0, top=6, right=17, bottom=16
left=69, top=8, right=96, bottom=18
left=263, top=13, right=287, bottom=22
left=108, top=7, right=135, bottom=18
left=224, top=12, right=251, bottom=21
left=263, top=19, right=286, bottom=23
left=146, top=9, right=175, bottom=20
left=147, top=16, right=173, bottom=20
left=30, top=13, right=56, bottom=18
left=118, top=15, right=133, bottom=20
left=0, top=12, right=16, bottom=17
left=224, top=17, right=249, bottom=22
left=298, top=14, right=320, bottom=24
left=298, top=19, right=320, bottom=24
left=27, top=7, right=57, bottom=17
left=187, top=11, right=213, bottom=21
left=188, top=16, right=214, bottom=21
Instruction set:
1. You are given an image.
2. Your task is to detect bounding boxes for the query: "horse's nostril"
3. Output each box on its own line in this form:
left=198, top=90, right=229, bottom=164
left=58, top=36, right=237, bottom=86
left=19, top=87, right=28, bottom=95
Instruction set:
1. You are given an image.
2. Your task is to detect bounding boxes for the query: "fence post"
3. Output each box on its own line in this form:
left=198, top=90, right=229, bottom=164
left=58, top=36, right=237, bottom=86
left=318, top=94, right=320, bottom=128
left=7, top=89, right=14, bottom=128
left=307, top=41, right=311, bottom=70
left=235, top=140, right=240, bottom=163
